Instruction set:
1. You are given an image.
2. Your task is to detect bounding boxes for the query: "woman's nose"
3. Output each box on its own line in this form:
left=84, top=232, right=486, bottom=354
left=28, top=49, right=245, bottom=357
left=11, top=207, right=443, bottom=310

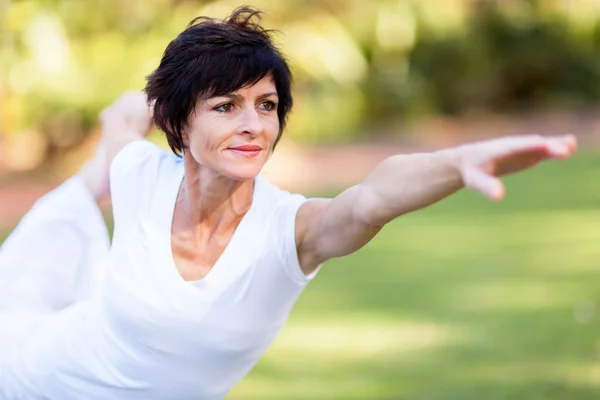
left=238, top=107, right=262, bottom=136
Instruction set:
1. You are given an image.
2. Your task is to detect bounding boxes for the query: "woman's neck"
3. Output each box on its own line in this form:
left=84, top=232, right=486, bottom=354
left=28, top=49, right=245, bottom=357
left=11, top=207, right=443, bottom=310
left=179, top=154, right=254, bottom=232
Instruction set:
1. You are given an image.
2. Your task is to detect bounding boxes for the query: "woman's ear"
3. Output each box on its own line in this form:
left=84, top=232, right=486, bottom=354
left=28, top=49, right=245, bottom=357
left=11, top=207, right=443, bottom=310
left=181, top=129, right=189, bottom=147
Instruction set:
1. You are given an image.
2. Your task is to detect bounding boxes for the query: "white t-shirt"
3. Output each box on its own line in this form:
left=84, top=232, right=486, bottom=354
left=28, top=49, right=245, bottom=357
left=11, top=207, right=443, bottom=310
left=10, top=140, right=318, bottom=399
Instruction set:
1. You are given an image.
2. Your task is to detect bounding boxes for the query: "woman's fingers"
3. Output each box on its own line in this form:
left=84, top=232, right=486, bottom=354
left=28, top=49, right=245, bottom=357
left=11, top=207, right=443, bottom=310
left=492, top=149, right=547, bottom=176
left=493, top=135, right=546, bottom=158
left=460, top=134, right=577, bottom=201
left=494, top=134, right=576, bottom=159
left=544, top=134, right=577, bottom=158
left=557, top=134, right=577, bottom=150
left=545, top=141, right=571, bottom=158
left=462, top=165, right=505, bottom=201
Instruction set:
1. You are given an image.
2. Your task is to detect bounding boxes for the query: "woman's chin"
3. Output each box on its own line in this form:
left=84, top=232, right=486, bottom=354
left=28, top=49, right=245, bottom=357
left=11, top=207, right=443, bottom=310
left=222, top=165, right=263, bottom=181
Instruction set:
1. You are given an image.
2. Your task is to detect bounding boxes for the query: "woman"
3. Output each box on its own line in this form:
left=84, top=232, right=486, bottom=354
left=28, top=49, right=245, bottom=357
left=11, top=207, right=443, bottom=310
left=0, top=6, right=576, bottom=400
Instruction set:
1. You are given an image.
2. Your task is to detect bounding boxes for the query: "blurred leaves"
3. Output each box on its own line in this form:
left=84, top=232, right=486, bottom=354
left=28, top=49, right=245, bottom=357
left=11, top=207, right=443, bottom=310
left=2, top=0, right=600, bottom=170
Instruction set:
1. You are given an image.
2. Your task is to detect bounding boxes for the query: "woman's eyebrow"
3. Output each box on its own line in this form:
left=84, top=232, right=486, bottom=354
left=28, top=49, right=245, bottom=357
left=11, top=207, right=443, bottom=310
left=256, top=92, right=278, bottom=100
left=220, top=93, right=243, bottom=101
left=216, top=92, right=278, bottom=101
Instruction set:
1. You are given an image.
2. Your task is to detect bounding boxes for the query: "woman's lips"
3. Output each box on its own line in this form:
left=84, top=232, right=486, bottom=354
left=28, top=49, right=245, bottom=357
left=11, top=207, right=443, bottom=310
left=227, top=145, right=262, bottom=158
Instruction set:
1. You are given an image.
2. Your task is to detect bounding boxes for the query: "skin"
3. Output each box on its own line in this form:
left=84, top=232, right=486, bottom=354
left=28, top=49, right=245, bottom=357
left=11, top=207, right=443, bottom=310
left=171, top=77, right=280, bottom=281
left=97, top=76, right=577, bottom=282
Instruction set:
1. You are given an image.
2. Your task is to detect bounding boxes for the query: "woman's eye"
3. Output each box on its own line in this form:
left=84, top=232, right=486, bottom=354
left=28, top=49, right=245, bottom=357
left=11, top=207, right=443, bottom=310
left=261, top=101, right=276, bottom=111
left=215, top=103, right=234, bottom=112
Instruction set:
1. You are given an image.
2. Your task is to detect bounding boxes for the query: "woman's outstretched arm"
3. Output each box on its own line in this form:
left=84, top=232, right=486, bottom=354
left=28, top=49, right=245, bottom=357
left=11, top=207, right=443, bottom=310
left=295, top=134, right=577, bottom=274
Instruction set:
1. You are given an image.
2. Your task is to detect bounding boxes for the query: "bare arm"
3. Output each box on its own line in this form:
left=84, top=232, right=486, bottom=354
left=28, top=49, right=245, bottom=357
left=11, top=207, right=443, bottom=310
left=99, top=91, right=154, bottom=165
left=296, top=135, right=577, bottom=274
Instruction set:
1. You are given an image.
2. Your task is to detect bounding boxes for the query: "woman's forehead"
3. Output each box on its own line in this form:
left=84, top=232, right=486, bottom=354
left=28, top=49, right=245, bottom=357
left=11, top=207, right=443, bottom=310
left=213, top=76, right=277, bottom=98
left=237, top=76, right=276, bottom=93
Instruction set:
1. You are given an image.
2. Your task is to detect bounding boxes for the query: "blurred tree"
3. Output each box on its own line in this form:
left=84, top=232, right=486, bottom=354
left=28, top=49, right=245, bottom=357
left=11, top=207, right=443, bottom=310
left=1, top=0, right=600, bottom=172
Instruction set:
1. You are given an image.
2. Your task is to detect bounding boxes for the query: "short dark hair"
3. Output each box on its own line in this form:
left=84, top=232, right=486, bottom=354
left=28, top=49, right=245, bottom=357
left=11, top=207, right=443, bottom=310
left=145, top=6, right=293, bottom=155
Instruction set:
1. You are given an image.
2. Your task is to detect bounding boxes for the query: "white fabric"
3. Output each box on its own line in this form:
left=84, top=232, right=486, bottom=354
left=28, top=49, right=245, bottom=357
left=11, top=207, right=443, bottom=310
left=0, top=140, right=318, bottom=399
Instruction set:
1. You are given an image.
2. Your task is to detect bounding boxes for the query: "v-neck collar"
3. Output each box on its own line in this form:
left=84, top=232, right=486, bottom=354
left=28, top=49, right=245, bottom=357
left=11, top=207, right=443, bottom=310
left=157, top=161, right=262, bottom=291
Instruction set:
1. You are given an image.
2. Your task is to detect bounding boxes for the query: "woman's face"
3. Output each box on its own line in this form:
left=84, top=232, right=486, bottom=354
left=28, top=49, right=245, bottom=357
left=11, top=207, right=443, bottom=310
left=184, top=76, right=280, bottom=180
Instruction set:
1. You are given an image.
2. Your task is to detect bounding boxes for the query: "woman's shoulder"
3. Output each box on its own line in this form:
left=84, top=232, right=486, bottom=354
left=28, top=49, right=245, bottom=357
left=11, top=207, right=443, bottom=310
left=252, top=176, right=317, bottom=285
left=254, top=175, right=307, bottom=211
left=110, top=140, right=181, bottom=211
left=253, top=177, right=308, bottom=237
left=111, top=140, right=175, bottom=175
left=111, top=140, right=179, bottom=184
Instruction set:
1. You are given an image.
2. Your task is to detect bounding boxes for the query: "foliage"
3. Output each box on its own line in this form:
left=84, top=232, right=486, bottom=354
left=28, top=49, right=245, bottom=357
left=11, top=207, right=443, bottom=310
left=1, top=0, right=600, bottom=170
left=407, top=1, right=600, bottom=116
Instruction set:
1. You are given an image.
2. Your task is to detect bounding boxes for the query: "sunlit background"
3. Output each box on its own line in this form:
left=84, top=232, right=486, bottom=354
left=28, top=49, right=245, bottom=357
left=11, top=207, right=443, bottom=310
left=2, top=0, right=600, bottom=398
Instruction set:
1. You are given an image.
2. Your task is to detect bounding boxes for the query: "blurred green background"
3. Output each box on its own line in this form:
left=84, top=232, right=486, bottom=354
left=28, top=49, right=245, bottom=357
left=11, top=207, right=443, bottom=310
left=2, top=0, right=600, bottom=168
left=230, top=156, right=600, bottom=399
left=2, top=0, right=600, bottom=398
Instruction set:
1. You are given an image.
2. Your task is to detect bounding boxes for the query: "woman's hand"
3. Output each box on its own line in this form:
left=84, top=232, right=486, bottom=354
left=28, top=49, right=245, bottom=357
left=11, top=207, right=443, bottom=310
left=99, top=91, right=154, bottom=163
left=457, top=134, right=577, bottom=201
left=100, top=91, right=153, bottom=139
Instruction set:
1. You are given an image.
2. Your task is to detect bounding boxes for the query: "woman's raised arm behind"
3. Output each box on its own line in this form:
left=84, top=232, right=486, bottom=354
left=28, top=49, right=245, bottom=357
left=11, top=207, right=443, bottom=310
left=100, top=91, right=154, bottom=165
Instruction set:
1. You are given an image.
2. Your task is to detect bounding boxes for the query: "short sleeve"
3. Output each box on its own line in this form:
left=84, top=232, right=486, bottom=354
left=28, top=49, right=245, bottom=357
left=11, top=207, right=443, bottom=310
left=273, top=193, right=321, bottom=286
left=109, top=140, right=160, bottom=193
left=109, top=139, right=164, bottom=227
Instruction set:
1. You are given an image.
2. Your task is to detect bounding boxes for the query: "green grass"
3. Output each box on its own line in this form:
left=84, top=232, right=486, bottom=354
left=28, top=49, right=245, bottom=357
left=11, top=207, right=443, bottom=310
left=228, top=152, right=600, bottom=399
left=2, top=152, right=599, bottom=399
